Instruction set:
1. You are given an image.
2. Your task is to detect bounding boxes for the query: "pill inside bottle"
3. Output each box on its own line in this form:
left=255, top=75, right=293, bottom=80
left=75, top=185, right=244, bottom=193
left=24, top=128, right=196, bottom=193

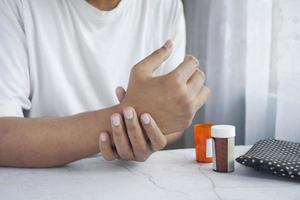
left=211, top=125, right=236, bottom=172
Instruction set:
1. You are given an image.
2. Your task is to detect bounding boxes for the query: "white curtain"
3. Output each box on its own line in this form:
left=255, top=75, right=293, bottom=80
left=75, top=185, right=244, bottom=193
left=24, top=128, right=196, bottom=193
left=183, top=0, right=300, bottom=146
left=246, top=0, right=300, bottom=144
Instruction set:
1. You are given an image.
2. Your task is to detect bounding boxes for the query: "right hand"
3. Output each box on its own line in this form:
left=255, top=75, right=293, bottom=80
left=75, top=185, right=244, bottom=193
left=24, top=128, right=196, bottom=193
left=119, top=40, right=210, bottom=134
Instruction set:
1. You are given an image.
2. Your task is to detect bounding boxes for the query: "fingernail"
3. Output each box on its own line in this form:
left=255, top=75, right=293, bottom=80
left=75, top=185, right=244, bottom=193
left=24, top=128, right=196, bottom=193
left=124, top=107, right=134, bottom=119
left=163, top=40, right=173, bottom=49
left=141, top=113, right=151, bottom=125
left=111, top=114, right=120, bottom=126
left=100, top=132, right=107, bottom=142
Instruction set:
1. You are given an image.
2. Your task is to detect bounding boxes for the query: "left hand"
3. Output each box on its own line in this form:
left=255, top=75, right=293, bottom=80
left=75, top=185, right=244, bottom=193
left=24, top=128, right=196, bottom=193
left=99, top=107, right=167, bottom=161
left=99, top=87, right=167, bottom=162
left=99, top=87, right=184, bottom=162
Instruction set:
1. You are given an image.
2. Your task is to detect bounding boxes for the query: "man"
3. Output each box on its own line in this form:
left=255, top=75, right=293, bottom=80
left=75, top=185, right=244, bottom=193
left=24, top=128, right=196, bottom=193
left=0, top=0, right=209, bottom=167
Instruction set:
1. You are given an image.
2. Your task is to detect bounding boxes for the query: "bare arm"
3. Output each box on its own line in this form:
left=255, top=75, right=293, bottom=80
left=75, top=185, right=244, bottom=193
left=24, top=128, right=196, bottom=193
left=0, top=107, right=184, bottom=168
left=0, top=42, right=208, bottom=168
left=0, top=106, right=118, bottom=168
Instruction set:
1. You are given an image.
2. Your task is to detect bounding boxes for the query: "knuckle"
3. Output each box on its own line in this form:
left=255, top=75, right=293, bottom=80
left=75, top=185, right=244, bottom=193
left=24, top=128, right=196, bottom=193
left=199, top=70, right=206, bottom=79
left=167, top=73, right=183, bottom=88
left=178, top=95, right=192, bottom=108
left=176, top=96, right=187, bottom=108
left=126, top=122, right=139, bottom=134
left=200, top=87, right=211, bottom=101
left=119, top=152, right=133, bottom=160
left=174, top=79, right=182, bottom=88
left=196, top=70, right=206, bottom=82
left=130, top=65, right=139, bottom=75
left=185, top=55, right=199, bottom=65
left=204, top=87, right=211, bottom=95
left=153, top=48, right=166, bottom=59
left=186, top=96, right=194, bottom=106
left=135, top=145, right=149, bottom=156
left=153, top=139, right=167, bottom=151
left=173, top=74, right=183, bottom=86
left=176, top=84, right=186, bottom=97
left=130, top=66, right=144, bottom=81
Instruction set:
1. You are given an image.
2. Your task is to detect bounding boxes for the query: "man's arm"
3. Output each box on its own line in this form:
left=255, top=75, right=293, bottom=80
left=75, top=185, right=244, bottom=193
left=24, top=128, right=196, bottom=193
left=0, top=41, right=208, bottom=168
left=0, top=100, right=182, bottom=168
left=0, top=106, right=118, bottom=168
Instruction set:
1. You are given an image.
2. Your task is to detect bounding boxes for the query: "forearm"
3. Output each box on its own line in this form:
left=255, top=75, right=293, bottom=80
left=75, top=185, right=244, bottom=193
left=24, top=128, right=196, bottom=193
left=0, top=105, right=119, bottom=168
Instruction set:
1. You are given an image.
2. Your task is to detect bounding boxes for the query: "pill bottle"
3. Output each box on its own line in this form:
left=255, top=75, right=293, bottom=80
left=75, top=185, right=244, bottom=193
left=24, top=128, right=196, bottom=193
left=211, top=125, right=236, bottom=172
left=194, top=123, right=213, bottom=163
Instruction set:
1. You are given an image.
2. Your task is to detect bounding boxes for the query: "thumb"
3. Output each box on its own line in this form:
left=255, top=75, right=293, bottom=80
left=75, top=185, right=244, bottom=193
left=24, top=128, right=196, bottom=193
left=115, top=86, right=126, bottom=103
left=134, top=40, right=173, bottom=77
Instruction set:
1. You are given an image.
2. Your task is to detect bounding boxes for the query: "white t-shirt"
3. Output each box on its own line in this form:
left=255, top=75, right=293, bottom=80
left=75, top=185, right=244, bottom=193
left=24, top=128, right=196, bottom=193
left=0, top=0, right=186, bottom=118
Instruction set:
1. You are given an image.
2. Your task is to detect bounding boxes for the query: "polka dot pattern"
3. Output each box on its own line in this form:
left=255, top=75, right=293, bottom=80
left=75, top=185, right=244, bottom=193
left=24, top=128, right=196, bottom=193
left=236, top=139, right=300, bottom=180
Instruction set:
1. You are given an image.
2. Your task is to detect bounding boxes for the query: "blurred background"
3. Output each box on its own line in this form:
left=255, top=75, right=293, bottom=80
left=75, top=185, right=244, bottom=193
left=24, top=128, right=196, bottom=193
left=170, top=0, right=300, bottom=149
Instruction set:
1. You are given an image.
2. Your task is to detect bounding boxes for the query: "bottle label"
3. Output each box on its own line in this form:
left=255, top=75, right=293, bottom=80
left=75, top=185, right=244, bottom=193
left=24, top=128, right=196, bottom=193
left=206, top=138, right=213, bottom=158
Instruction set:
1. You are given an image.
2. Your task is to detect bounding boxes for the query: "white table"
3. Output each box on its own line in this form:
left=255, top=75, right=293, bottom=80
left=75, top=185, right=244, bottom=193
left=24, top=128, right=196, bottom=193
left=1, top=146, right=299, bottom=200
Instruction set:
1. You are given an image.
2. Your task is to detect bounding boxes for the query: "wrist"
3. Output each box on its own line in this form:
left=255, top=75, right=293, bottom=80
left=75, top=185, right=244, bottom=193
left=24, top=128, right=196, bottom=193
left=93, top=105, right=121, bottom=135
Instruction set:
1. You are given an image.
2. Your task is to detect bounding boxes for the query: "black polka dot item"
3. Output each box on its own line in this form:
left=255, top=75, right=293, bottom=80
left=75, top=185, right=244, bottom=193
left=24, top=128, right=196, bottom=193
left=236, top=139, right=300, bottom=180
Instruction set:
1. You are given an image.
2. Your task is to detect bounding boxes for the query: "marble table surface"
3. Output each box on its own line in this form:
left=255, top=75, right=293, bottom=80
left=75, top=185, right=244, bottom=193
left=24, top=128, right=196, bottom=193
left=1, top=146, right=299, bottom=200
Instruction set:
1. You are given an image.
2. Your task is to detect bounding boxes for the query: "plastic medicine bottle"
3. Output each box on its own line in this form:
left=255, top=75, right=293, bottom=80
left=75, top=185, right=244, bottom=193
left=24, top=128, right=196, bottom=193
left=211, top=125, right=236, bottom=172
left=194, top=123, right=213, bottom=163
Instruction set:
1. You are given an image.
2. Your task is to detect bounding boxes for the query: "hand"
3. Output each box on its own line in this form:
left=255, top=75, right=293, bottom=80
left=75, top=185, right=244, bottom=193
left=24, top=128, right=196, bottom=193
left=99, top=87, right=166, bottom=161
left=99, top=107, right=167, bottom=161
left=115, top=86, right=185, bottom=145
left=99, top=87, right=184, bottom=162
left=120, top=40, right=210, bottom=134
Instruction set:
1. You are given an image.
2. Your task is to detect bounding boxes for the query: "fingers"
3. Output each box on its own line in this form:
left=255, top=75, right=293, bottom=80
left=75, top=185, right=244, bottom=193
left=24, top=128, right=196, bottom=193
left=123, top=107, right=151, bottom=161
left=140, top=113, right=167, bottom=151
left=115, top=86, right=126, bottom=103
left=194, top=86, right=210, bottom=111
left=111, top=113, right=134, bottom=160
left=134, top=40, right=173, bottom=77
left=187, top=68, right=206, bottom=96
left=165, top=131, right=184, bottom=146
left=99, top=132, right=118, bottom=161
left=107, top=109, right=169, bottom=162
left=168, top=55, right=199, bottom=82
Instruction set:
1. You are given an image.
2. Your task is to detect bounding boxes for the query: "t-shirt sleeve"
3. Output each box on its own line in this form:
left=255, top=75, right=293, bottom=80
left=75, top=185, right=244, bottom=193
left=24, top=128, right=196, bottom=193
left=162, top=0, right=186, bottom=74
left=0, top=0, right=31, bottom=117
